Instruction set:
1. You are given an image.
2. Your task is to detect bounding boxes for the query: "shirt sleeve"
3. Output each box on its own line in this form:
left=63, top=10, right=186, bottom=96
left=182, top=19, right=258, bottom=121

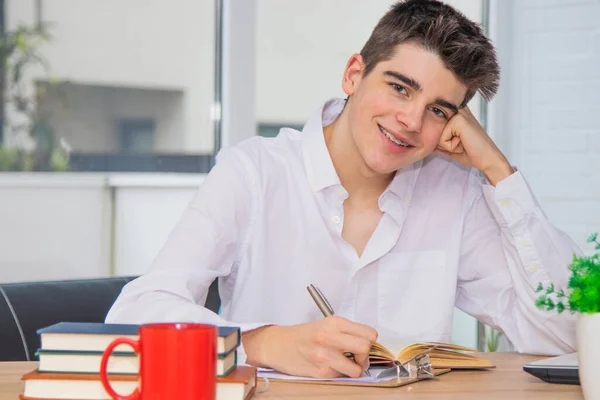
left=105, top=145, right=274, bottom=362
left=455, top=169, right=580, bottom=355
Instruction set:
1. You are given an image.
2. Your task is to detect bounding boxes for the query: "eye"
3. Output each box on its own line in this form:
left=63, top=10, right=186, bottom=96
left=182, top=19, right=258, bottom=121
left=428, top=106, right=448, bottom=119
left=390, top=83, right=407, bottom=95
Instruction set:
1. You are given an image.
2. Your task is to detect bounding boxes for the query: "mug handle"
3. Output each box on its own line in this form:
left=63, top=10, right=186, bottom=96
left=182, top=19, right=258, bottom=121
left=100, top=338, right=141, bottom=400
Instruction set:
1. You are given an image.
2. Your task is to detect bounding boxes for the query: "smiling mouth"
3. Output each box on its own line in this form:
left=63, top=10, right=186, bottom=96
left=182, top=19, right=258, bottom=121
left=378, top=125, right=413, bottom=147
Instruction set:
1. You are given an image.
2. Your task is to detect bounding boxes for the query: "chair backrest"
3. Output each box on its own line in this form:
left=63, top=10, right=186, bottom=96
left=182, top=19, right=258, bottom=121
left=0, top=276, right=221, bottom=361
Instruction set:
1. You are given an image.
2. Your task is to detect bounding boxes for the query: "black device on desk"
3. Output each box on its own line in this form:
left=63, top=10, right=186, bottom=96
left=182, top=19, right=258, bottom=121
left=523, top=353, right=579, bottom=385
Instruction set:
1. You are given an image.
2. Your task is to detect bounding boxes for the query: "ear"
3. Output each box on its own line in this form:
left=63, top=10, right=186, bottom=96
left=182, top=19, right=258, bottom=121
left=342, top=54, right=365, bottom=97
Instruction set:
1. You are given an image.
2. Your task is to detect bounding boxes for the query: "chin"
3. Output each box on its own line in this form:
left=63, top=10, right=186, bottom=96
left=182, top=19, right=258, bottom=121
left=365, top=155, right=409, bottom=175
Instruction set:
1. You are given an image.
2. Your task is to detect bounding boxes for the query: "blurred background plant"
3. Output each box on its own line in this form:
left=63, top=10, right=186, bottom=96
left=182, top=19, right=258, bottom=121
left=0, top=21, right=70, bottom=172
left=483, top=325, right=503, bottom=352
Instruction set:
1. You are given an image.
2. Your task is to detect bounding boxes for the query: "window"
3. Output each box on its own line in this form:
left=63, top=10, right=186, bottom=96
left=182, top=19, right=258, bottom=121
left=258, top=123, right=304, bottom=138
left=1, top=0, right=216, bottom=172
left=118, top=119, right=155, bottom=154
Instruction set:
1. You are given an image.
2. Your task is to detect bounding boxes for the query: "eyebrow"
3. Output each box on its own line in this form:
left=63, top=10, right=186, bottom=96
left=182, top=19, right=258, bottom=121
left=384, top=71, right=422, bottom=91
left=433, top=98, right=459, bottom=114
left=384, top=70, right=459, bottom=115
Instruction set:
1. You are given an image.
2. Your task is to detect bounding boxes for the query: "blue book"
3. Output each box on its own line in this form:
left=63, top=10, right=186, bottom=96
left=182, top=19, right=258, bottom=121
left=38, top=322, right=240, bottom=356
left=35, top=348, right=237, bottom=377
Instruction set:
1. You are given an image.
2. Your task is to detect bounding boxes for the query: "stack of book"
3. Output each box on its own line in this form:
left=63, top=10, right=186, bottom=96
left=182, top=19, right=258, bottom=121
left=20, top=322, right=257, bottom=400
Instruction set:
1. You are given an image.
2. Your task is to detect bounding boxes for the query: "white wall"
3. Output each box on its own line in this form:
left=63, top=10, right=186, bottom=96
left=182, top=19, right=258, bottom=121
left=112, top=177, right=203, bottom=277
left=0, top=174, right=111, bottom=283
left=489, top=0, right=600, bottom=254
left=0, top=174, right=204, bottom=283
left=6, top=0, right=215, bottom=152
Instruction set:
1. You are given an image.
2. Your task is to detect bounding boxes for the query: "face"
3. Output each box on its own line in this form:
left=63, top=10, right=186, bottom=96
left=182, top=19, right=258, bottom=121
left=341, top=42, right=467, bottom=175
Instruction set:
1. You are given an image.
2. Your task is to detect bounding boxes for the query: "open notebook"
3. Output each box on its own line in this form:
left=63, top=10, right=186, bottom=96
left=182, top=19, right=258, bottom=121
left=369, top=341, right=495, bottom=369
left=258, top=341, right=493, bottom=388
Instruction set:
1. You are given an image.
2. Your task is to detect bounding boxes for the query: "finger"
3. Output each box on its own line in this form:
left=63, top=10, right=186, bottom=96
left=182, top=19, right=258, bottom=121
left=451, top=136, right=463, bottom=152
left=331, top=316, right=378, bottom=342
left=437, top=141, right=465, bottom=154
left=449, top=141, right=465, bottom=154
left=344, top=352, right=370, bottom=375
left=357, top=353, right=370, bottom=373
left=312, top=347, right=361, bottom=378
left=326, top=350, right=364, bottom=378
left=436, top=140, right=450, bottom=152
left=437, top=131, right=456, bottom=151
left=445, top=135, right=462, bottom=152
left=438, top=135, right=464, bottom=153
left=330, top=333, right=372, bottom=358
left=347, top=349, right=370, bottom=373
left=438, top=127, right=453, bottom=148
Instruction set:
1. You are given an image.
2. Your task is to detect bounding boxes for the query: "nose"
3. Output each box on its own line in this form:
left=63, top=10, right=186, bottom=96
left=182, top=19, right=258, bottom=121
left=396, top=103, right=424, bottom=133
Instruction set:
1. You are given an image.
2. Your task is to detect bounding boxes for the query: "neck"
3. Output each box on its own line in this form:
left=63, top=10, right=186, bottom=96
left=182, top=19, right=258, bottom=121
left=323, top=106, right=394, bottom=199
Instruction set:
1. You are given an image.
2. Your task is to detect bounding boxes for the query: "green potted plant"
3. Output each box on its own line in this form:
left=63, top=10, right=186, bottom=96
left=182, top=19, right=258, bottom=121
left=536, top=233, right=600, bottom=399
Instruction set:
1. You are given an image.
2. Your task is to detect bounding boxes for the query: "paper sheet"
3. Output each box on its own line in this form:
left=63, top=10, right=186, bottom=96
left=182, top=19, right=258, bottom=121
left=257, top=365, right=401, bottom=384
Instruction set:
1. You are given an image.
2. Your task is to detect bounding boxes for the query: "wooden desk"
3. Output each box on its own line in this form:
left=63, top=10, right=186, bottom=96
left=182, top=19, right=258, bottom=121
left=0, top=353, right=583, bottom=399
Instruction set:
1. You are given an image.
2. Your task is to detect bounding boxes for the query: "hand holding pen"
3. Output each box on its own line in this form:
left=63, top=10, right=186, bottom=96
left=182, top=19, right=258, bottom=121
left=307, top=284, right=376, bottom=377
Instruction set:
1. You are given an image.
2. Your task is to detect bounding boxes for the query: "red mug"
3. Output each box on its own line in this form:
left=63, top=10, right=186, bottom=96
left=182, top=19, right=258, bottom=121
left=100, top=323, right=217, bottom=400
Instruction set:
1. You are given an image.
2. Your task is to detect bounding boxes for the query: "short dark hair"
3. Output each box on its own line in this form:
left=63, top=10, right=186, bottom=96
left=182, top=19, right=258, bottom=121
left=360, top=0, right=499, bottom=107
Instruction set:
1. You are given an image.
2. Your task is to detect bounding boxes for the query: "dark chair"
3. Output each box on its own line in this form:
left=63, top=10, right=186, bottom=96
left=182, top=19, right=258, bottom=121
left=0, top=276, right=221, bottom=361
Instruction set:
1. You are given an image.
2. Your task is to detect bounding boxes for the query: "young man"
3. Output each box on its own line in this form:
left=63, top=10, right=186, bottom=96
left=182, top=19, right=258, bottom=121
left=106, top=0, right=579, bottom=379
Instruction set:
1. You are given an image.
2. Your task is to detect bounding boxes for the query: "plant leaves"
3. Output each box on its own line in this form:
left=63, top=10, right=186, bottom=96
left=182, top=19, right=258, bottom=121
left=536, top=282, right=544, bottom=293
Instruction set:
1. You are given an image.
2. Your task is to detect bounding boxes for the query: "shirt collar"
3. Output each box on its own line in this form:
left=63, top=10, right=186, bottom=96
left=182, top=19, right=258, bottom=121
left=301, top=98, right=344, bottom=192
left=301, top=98, right=422, bottom=201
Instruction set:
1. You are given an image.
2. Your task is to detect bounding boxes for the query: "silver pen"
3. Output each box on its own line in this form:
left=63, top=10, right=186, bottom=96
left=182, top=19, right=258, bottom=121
left=307, top=284, right=371, bottom=377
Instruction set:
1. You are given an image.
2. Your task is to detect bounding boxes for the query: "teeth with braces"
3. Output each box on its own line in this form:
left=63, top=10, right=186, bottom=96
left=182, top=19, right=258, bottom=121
left=380, top=126, right=411, bottom=147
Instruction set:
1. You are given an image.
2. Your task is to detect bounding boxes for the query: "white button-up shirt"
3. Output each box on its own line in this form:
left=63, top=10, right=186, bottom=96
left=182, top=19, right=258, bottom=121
left=106, top=98, right=579, bottom=359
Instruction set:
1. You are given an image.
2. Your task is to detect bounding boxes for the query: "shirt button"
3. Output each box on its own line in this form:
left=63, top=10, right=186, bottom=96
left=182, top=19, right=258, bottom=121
left=519, top=239, right=529, bottom=247
left=404, top=197, right=412, bottom=205
left=500, top=199, right=511, bottom=207
left=528, top=264, right=539, bottom=273
left=331, top=215, right=341, bottom=224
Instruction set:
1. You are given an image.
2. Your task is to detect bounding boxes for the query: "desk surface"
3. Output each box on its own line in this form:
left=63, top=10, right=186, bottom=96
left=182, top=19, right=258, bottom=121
left=0, top=353, right=583, bottom=400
